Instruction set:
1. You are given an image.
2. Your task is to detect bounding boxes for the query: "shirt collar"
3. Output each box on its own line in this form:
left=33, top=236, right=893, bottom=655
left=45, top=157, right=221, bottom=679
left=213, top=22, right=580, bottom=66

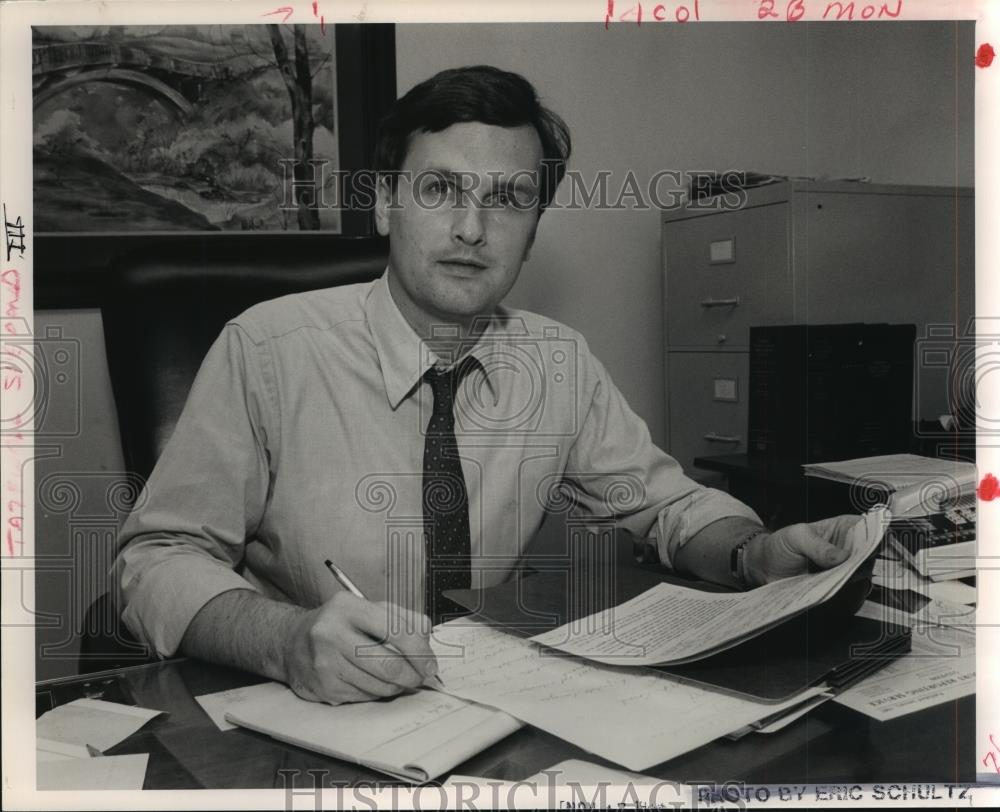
left=365, top=272, right=501, bottom=410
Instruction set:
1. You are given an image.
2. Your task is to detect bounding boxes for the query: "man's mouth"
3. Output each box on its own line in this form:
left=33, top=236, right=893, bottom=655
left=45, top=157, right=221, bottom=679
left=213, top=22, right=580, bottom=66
left=438, top=256, right=488, bottom=271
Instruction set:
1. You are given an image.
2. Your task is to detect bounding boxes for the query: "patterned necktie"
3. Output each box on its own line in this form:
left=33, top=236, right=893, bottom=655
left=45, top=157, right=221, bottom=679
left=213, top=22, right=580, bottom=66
left=423, top=360, right=474, bottom=625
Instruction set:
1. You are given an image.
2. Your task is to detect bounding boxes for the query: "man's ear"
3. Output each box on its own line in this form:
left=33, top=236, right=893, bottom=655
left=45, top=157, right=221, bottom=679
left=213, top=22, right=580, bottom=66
left=374, top=175, right=393, bottom=237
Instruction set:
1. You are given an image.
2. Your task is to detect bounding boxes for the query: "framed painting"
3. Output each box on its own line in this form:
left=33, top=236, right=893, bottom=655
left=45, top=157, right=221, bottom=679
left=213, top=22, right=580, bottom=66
left=33, top=23, right=394, bottom=234
left=32, top=23, right=395, bottom=305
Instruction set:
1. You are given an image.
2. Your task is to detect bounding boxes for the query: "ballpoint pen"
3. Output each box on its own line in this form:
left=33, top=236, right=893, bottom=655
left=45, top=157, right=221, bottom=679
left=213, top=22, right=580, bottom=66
left=323, top=559, right=445, bottom=688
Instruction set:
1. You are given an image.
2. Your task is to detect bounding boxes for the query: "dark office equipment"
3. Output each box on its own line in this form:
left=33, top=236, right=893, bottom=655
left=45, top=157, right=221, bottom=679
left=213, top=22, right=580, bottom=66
left=747, top=323, right=916, bottom=464
left=887, top=491, right=977, bottom=577
left=662, top=182, right=973, bottom=481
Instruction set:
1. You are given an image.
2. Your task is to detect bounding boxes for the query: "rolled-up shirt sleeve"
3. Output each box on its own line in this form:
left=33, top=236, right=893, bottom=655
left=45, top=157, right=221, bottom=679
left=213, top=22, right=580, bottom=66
left=114, top=323, right=276, bottom=658
left=563, top=338, right=760, bottom=569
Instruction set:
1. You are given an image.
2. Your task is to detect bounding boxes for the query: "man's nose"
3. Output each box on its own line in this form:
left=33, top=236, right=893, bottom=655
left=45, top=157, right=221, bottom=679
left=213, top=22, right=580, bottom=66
left=451, top=200, right=486, bottom=246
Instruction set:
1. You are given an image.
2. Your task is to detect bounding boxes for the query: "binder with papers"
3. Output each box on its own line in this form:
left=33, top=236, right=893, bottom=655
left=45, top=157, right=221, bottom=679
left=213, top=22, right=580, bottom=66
left=448, top=510, right=908, bottom=701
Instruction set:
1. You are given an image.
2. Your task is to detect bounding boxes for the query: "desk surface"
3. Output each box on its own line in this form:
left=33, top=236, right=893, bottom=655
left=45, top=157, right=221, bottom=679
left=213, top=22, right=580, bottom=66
left=36, top=656, right=974, bottom=789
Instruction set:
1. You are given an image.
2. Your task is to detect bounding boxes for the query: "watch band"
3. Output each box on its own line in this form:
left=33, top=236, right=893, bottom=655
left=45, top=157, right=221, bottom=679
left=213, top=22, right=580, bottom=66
left=730, top=527, right=768, bottom=590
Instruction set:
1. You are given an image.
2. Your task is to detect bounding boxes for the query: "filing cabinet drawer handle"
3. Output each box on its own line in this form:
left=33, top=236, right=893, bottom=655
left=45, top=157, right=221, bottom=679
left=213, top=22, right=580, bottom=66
left=700, top=297, right=741, bottom=308
left=703, top=433, right=742, bottom=443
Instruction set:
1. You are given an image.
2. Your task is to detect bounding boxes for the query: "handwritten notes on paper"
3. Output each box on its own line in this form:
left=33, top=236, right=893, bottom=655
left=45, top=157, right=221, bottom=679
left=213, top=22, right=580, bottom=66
left=431, top=620, right=826, bottom=771
left=530, top=509, right=887, bottom=666
left=36, top=698, right=162, bottom=752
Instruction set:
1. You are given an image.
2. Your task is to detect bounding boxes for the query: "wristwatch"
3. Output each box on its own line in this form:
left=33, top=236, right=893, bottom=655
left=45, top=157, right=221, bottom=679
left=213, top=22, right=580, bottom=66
left=730, top=527, right=768, bottom=590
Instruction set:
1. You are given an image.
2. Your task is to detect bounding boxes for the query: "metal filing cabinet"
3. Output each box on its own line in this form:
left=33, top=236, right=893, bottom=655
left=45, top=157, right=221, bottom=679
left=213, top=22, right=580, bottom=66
left=662, top=181, right=974, bottom=481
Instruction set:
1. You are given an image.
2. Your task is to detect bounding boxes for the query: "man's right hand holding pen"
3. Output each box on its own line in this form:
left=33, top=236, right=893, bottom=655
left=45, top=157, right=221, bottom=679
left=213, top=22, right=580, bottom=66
left=283, top=590, right=442, bottom=705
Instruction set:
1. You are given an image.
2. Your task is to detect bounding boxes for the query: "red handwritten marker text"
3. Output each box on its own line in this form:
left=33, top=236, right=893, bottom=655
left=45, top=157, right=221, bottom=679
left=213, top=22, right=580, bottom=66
left=757, top=0, right=806, bottom=20
left=262, top=5, right=294, bottom=22
left=984, top=734, right=1000, bottom=774
left=6, top=512, right=21, bottom=556
left=263, top=2, right=326, bottom=33
left=1, top=268, right=20, bottom=319
left=312, top=1, right=325, bottom=35
left=819, top=0, right=901, bottom=19
left=605, top=0, right=701, bottom=28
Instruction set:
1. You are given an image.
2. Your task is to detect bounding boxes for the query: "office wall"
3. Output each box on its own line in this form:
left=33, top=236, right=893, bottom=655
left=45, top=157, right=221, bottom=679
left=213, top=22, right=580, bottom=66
left=34, top=21, right=974, bottom=679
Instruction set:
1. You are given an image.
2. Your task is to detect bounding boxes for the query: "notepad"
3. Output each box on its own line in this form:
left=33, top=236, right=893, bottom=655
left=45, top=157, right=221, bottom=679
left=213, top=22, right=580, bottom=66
left=224, top=684, right=522, bottom=784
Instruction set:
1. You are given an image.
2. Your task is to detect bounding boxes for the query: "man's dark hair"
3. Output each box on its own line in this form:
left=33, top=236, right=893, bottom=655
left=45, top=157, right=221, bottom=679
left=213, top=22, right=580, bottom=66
left=373, top=65, right=571, bottom=212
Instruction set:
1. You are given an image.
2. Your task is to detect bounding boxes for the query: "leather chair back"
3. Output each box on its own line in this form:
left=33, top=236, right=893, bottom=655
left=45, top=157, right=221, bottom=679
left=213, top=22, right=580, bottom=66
left=102, top=235, right=387, bottom=482
left=80, top=236, right=386, bottom=674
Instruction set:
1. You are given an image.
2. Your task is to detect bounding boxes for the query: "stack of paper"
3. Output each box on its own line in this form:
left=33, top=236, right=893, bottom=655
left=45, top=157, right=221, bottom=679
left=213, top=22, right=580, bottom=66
left=35, top=698, right=161, bottom=790
left=214, top=511, right=902, bottom=776
left=431, top=619, right=830, bottom=771
left=419, top=509, right=913, bottom=767
left=528, top=509, right=886, bottom=666
left=802, top=453, right=976, bottom=503
left=886, top=506, right=976, bottom=581
left=804, top=454, right=977, bottom=584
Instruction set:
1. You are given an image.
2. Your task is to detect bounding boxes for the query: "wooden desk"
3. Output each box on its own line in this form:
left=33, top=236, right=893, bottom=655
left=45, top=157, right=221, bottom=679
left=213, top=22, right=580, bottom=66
left=36, top=656, right=974, bottom=789
left=36, top=533, right=974, bottom=788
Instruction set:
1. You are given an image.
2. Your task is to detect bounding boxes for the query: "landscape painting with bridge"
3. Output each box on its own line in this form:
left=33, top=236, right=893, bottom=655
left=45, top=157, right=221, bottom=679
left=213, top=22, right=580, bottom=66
left=32, top=25, right=342, bottom=232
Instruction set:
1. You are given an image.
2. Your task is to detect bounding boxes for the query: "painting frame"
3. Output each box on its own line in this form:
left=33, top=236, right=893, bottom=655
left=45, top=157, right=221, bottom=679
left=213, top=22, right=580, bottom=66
left=33, top=23, right=396, bottom=308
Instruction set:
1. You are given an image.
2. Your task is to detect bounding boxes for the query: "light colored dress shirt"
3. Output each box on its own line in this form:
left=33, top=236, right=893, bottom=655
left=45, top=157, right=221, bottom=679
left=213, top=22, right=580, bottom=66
left=116, top=273, right=760, bottom=657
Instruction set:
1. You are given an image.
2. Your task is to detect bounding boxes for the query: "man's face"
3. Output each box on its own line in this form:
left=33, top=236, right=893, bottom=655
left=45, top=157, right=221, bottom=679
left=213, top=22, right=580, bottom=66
left=375, top=121, right=544, bottom=336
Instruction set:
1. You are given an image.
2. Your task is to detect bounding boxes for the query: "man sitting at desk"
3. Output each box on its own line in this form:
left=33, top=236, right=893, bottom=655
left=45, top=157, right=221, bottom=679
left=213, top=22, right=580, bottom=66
left=115, top=65, right=856, bottom=705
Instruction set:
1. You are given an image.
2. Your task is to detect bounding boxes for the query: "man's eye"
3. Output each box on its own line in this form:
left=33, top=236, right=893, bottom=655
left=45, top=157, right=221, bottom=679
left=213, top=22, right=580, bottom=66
left=419, top=177, right=455, bottom=205
left=490, top=188, right=537, bottom=210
